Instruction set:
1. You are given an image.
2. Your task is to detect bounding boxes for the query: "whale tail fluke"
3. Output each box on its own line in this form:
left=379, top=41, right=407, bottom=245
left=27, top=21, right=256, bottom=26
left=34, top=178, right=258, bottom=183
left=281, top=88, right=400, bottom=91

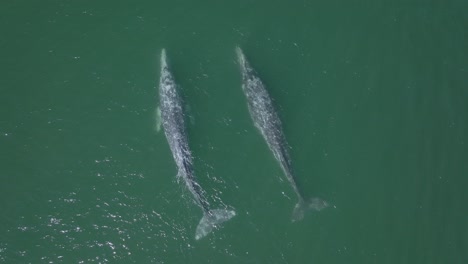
left=195, top=209, right=236, bottom=240
left=291, top=197, right=329, bottom=222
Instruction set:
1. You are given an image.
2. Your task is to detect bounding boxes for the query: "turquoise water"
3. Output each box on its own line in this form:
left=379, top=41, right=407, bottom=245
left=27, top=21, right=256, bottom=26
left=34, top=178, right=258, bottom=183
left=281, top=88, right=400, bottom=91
left=1, top=1, right=467, bottom=263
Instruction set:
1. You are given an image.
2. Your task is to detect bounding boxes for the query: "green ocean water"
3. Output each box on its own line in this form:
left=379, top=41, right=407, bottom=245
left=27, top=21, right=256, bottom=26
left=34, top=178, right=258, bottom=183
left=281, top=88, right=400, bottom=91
left=1, top=0, right=467, bottom=263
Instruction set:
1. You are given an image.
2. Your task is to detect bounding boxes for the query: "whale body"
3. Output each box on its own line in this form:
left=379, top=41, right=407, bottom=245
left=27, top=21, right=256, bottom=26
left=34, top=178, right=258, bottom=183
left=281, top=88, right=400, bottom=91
left=236, top=47, right=328, bottom=221
left=158, top=49, right=235, bottom=239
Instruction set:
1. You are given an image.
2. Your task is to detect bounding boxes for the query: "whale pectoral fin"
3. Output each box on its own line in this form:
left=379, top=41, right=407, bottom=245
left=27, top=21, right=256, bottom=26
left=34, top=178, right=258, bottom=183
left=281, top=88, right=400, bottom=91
left=155, top=106, right=162, bottom=133
left=175, top=170, right=183, bottom=183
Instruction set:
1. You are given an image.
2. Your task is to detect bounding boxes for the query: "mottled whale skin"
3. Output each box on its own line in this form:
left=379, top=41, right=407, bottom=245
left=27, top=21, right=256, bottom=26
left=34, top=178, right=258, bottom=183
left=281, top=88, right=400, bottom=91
left=158, top=49, right=235, bottom=239
left=236, top=47, right=328, bottom=221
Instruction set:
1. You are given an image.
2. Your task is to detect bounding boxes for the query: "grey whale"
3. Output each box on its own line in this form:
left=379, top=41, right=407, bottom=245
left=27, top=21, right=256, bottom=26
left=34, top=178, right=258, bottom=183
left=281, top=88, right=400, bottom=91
left=236, top=47, right=328, bottom=221
left=158, top=49, right=235, bottom=239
